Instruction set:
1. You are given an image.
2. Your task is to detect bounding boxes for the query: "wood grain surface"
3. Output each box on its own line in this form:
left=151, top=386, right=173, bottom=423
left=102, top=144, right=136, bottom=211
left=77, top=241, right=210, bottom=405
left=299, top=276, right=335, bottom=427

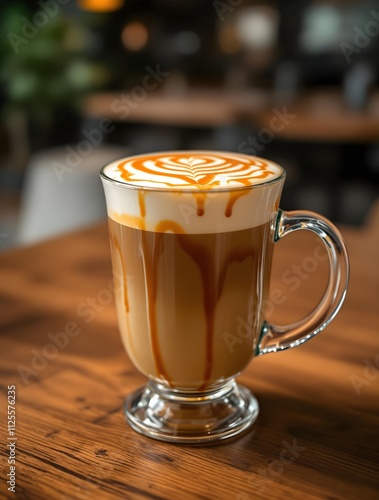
left=0, top=207, right=378, bottom=500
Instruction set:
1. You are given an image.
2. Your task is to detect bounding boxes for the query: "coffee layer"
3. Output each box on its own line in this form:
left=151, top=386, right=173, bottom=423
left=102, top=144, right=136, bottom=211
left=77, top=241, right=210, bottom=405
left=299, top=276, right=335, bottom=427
left=109, top=218, right=274, bottom=389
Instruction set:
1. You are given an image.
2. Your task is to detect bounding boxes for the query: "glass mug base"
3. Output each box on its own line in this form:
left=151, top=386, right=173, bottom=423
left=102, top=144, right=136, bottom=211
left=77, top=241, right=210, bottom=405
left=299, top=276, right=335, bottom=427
left=124, top=380, right=259, bottom=444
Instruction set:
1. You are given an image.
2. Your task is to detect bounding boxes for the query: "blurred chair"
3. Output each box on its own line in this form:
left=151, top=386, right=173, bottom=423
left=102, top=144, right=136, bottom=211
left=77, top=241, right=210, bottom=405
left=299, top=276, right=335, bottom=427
left=16, top=144, right=128, bottom=246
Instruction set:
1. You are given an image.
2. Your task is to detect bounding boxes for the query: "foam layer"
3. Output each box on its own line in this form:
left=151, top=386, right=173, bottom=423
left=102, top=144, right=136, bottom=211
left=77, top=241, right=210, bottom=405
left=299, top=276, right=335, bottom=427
left=101, top=151, right=285, bottom=233
left=102, top=151, right=283, bottom=189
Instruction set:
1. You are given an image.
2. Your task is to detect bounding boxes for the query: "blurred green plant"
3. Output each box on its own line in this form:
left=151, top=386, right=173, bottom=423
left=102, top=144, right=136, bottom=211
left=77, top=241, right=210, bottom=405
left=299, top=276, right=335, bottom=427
left=0, top=3, right=110, bottom=125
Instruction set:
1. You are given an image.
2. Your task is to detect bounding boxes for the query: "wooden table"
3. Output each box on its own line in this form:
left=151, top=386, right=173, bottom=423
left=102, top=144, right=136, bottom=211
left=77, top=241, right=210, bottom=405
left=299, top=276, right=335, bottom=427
left=84, top=89, right=266, bottom=128
left=1, top=209, right=378, bottom=499
left=84, top=87, right=379, bottom=142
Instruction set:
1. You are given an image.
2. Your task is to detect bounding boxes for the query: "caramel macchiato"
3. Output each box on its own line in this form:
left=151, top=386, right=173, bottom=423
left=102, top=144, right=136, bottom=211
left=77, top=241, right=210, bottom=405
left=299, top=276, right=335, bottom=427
left=100, top=150, right=349, bottom=443
left=102, top=152, right=284, bottom=389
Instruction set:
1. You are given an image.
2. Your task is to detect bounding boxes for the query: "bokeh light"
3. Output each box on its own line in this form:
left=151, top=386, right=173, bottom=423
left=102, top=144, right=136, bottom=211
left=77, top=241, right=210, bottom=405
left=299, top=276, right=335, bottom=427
left=78, top=0, right=124, bottom=12
left=121, top=22, right=149, bottom=51
left=236, top=6, right=279, bottom=50
left=218, top=24, right=241, bottom=54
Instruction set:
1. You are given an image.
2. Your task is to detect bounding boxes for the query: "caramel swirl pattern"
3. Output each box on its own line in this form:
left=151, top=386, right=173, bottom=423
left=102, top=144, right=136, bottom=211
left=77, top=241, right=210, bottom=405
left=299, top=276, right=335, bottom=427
left=114, top=153, right=281, bottom=189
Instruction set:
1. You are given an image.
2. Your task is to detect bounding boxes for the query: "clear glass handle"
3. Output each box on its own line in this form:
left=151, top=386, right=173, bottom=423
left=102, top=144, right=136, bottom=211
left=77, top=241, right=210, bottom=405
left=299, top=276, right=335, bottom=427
left=257, top=209, right=349, bottom=355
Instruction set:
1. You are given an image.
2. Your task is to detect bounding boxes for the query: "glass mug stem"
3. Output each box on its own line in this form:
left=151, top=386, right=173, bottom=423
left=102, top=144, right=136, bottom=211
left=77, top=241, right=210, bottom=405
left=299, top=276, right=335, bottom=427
left=257, top=209, right=350, bottom=355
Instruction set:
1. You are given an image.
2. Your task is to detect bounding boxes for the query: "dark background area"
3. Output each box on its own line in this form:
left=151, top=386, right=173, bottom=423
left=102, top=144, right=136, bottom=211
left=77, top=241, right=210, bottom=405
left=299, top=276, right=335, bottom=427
left=1, top=0, right=379, bottom=249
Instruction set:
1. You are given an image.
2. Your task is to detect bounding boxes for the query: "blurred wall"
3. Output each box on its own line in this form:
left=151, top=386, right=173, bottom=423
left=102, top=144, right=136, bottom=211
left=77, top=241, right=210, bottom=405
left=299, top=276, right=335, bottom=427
left=0, top=0, right=378, bottom=250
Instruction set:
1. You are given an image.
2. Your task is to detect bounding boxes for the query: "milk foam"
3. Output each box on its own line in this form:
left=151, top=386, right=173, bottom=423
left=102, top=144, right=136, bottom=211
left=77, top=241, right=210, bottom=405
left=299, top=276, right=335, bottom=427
left=101, top=151, right=285, bottom=233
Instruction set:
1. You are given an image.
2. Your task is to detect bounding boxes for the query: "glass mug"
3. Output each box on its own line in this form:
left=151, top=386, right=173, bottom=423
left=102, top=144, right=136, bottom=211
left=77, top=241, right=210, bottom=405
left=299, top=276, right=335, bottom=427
left=100, top=151, right=349, bottom=443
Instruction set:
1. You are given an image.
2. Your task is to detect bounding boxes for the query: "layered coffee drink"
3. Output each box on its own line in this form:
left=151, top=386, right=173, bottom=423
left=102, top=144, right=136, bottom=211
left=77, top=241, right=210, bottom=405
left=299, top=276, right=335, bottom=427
left=101, top=150, right=349, bottom=443
left=102, top=152, right=284, bottom=390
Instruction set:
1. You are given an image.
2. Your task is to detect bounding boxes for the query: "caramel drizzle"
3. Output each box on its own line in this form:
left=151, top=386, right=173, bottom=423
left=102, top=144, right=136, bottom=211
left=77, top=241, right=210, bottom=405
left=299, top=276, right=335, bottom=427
left=174, top=231, right=216, bottom=390
left=216, top=248, right=256, bottom=303
left=109, top=221, right=129, bottom=313
left=142, top=222, right=187, bottom=384
left=138, top=190, right=146, bottom=218
left=116, top=154, right=276, bottom=219
left=225, top=184, right=250, bottom=218
left=177, top=233, right=256, bottom=389
left=117, top=154, right=274, bottom=189
left=140, top=228, right=172, bottom=383
left=152, top=220, right=255, bottom=390
left=193, top=192, right=207, bottom=217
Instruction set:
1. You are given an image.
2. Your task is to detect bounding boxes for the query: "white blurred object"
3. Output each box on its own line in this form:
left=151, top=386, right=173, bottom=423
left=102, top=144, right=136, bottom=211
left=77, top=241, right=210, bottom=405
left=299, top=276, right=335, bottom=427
left=236, top=6, right=279, bottom=50
left=300, top=5, right=342, bottom=53
left=17, top=144, right=128, bottom=246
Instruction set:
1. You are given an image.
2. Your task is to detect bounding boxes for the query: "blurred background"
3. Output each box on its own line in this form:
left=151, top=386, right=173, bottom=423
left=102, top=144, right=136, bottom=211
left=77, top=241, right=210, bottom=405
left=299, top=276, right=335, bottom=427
left=0, top=0, right=378, bottom=250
